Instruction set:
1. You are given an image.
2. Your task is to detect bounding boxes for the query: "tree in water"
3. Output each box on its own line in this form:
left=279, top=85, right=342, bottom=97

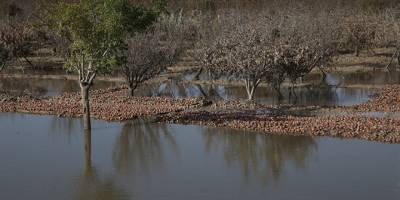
left=47, top=0, right=156, bottom=130
left=75, top=129, right=129, bottom=200
left=202, top=25, right=277, bottom=101
left=113, top=121, right=179, bottom=175
left=202, top=128, right=317, bottom=184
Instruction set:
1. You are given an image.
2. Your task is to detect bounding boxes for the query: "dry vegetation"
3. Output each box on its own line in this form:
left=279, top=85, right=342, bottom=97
left=2, top=0, right=400, bottom=142
left=186, top=5, right=400, bottom=100
left=122, top=14, right=196, bottom=96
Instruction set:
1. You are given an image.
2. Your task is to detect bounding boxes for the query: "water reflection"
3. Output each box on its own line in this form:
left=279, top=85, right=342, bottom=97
left=0, top=76, right=374, bottom=106
left=202, top=128, right=317, bottom=184
left=0, top=77, right=119, bottom=96
left=0, top=77, right=48, bottom=96
left=49, top=117, right=81, bottom=139
left=112, top=121, right=179, bottom=175
left=75, top=129, right=129, bottom=200
left=225, top=85, right=375, bottom=106
left=143, top=81, right=373, bottom=106
left=1, top=113, right=400, bottom=199
left=302, top=70, right=400, bottom=85
left=0, top=74, right=380, bottom=106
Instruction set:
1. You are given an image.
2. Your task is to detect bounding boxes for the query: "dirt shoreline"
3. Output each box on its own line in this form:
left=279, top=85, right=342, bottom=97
left=1, top=85, right=400, bottom=143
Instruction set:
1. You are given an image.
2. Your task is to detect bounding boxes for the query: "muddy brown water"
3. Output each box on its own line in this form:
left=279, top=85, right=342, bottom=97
left=0, top=113, right=400, bottom=200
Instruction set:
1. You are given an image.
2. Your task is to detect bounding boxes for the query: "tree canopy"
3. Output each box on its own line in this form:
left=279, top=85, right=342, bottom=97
left=49, top=0, right=157, bottom=75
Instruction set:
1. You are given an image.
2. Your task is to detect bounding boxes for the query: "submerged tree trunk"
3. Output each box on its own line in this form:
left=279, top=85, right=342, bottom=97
left=272, top=83, right=283, bottom=100
left=80, top=83, right=91, bottom=130
left=193, top=67, right=203, bottom=80
left=0, top=63, right=5, bottom=72
left=195, top=84, right=208, bottom=98
left=385, top=49, right=399, bottom=71
left=354, top=46, right=359, bottom=57
left=23, top=57, right=35, bottom=69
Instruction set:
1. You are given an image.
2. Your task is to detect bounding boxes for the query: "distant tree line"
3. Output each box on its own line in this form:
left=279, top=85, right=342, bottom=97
left=1, top=0, right=399, bottom=19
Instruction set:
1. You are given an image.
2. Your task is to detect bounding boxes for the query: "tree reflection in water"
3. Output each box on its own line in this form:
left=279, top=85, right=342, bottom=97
left=112, top=121, right=179, bottom=175
left=75, top=129, right=129, bottom=200
left=0, top=77, right=48, bottom=96
left=49, top=116, right=81, bottom=141
left=202, top=128, right=317, bottom=184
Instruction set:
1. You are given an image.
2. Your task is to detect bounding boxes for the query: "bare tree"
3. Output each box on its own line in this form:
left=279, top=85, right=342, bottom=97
left=274, top=40, right=333, bottom=90
left=0, top=22, right=34, bottom=72
left=123, top=33, right=170, bottom=96
left=203, top=25, right=277, bottom=101
left=122, top=15, right=193, bottom=96
left=272, top=9, right=338, bottom=88
left=339, top=13, right=378, bottom=56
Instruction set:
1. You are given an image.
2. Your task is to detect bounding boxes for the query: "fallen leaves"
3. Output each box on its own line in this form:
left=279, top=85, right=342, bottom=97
left=0, top=87, right=201, bottom=121
left=2, top=85, right=400, bottom=143
left=353, top=85, right=400, bottom=112
left=160, top=111, right=400, bottom=143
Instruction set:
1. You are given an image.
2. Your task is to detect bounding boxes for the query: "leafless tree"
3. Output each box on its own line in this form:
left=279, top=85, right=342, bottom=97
left=123, top=33, right=170, bottom=96
left=384, top=8, right=400, bottom=70
left=200, top=7, right=340, bottom=101
left=338, top=13, right=379, bottom=56
left=202, top=24, right=278, bottom=101
left=122, top=15, right=194, bottom=96
left=0, top=22, right=35, bottom=72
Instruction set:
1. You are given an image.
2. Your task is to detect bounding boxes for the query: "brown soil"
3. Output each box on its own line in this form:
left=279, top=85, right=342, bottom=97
left=155, top=85, right=400, bottom=143
left=1, top=47, right=399, bottom=143
left=352, top=85, right=400, bottom=112
left=159, top=111, right=400, bottom=143
left=0, top=87, right=203, bottom=121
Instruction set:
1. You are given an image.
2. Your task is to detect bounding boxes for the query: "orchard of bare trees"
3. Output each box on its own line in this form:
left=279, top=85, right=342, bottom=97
left=2, top=0, right=400, bottom=127
left=187, top=5, right=400, bottom=100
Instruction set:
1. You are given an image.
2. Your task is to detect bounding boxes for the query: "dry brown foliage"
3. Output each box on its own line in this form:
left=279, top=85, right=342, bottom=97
left=0, top=22, right=37, bottom=71
left=199, top=9, right=338, bottom=100
left=122, top=15, right=196, bottom=96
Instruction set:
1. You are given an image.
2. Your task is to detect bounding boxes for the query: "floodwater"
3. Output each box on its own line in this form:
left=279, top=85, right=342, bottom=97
left=0, top=77, right=120, bottom=96
left=1, top=70, right=399, bottom=106
left=0, top=77, right=374, bottom=106
left=0, top=113, right=400, bottom=200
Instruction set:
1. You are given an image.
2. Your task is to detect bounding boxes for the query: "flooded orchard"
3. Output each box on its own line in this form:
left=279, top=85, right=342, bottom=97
left=0, top=113, right=400, bottom=200
left=2, top=0, right=400, bottom=199
left=2, top=70, right=397, bottom=106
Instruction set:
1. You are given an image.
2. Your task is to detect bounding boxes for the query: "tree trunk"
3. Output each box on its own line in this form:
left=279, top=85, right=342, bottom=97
left=128, top=83, right=137, bottom=97
left=195, top=84, right=208, bottom=98
left=128, top=87, right=134, bottom=96
left=23, top=57, right=36, bottom=69
left=385, top=50, right=398, bottom=71
left=249, top=84, right=256, bottom=101
left=0, top=62, right=5, bottom=72
left=194, top=67, right=203, bottom=80
left=244, top=79, right=259, bottom=101
left=80, top=83, right=91, bottom=130
left=272, top=83, right=283, bottom=100
left=397, top=54, right=400, bottom=69
left=354, top=46, right=359, bottom=57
